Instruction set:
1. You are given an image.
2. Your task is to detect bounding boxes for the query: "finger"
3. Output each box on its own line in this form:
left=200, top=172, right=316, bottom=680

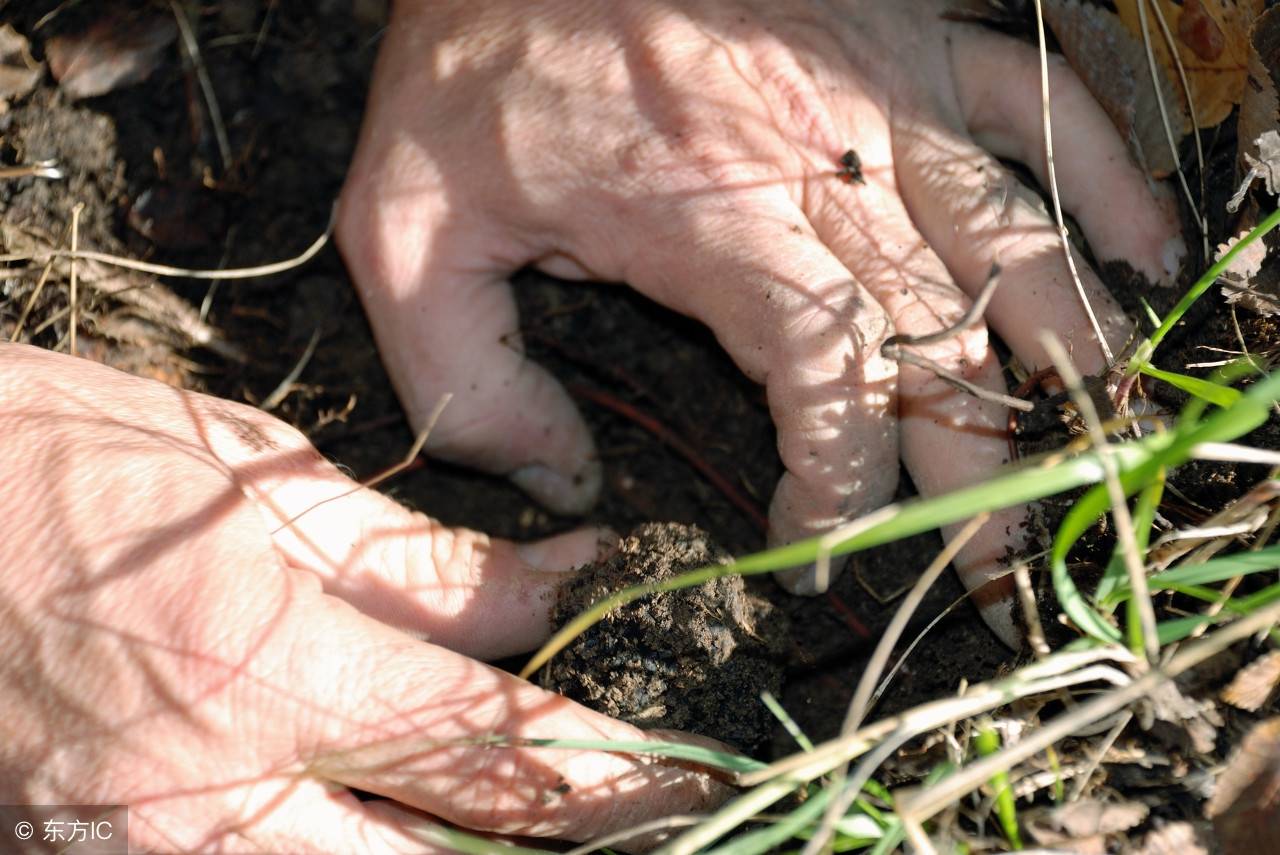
left=337, top=158, right=600, bottom=516
left=195, top=395, right=615, bottom=661
left=293, top=595, right=733, bottom=843
left=893, top=116, right=1132, bottom=378
left=623, top=193, right=900, bottom=591
left=221, top=778, right=453, bottom=855
left=807, top=177, right=1023, bottom=645
left=949, top=25, right=1185, bottom=283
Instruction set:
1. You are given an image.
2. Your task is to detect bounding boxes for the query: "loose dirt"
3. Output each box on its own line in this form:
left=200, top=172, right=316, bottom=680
left=541, top=523, right=787, bottom=750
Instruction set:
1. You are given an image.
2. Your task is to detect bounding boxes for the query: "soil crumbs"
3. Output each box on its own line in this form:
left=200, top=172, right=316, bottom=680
left=542, top=523, right=787, bottom=750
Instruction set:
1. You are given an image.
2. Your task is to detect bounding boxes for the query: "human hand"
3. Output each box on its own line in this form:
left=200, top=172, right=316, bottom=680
left=336, top=0, right=1183, bottom=642
left=0, top=343, right=730, bottom=852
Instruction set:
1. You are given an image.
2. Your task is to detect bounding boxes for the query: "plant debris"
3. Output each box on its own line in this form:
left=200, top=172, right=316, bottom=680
left=1114, top=0, right=1264, bottom=129
left=46, top=12, right=175, bottom=100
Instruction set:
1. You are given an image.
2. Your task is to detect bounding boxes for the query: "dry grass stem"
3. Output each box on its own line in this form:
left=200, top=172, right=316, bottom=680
left=802, top=514, right=992, bottom=855
left=1138, top=0, right=1209, bottom=258
left=260, top=328, right=321, bottom=412
left=67, top=202, right=83, bottom=356
left=895, top=597, right=1280, bottom=827
left=1041, top=332, right=1159, bottom=662
left=171, top=0, right=232, bottom=173
left=1031, top=0, right=1114, bottom=366
left=1015, top=562, right=1051, bottom=658
left=1067, top=709, right=1131, bottom=801
left=4, top=205, right=334, bottom=280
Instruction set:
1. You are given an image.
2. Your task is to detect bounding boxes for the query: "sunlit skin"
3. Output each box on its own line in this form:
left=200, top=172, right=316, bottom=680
left=338, top=0, right=1182, bottom=642
left=1, top=1, right=1186, bottom=850
left=0, top=343, right=731, bottom=852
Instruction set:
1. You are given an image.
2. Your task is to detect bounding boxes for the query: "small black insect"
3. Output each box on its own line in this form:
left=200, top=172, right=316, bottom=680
left=837, top=148, right=865, bottom=185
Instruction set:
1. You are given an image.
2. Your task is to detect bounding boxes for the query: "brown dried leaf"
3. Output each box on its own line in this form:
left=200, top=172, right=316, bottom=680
left=1134, top=821, right=1213, bottom=855
left=1145, top=681, right=1221, bottom=755
left=1237, top=7, right=1280, bottom=185
left=0, top=24, right=42, bottom=104
left=46, top=14, right=176, bottom=100
left=1216, top=214, right=1280, bottom=315
left=1025, top=799, right=1149, bottom=850
left=1224, top=650, right=1280, bottom=711
left=1115, top=0, right=1264, bottom=129
left=1245, top=130, right=1280, bottom=198
left=1044, top=0, right=1187, bottom=177
left=1207, top=717, right=1280, bottom=852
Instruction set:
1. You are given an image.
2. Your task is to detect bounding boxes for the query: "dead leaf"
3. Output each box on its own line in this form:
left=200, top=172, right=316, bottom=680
left=1134, top=820, right=1213, bottom=855
left=1238, top=8, right=1280, bottom=177
left=1025, top=799, right=1149, bottom=851
left=1207, top=716, right=1280, bottom=852
left=1045, top=0, right=1188, bottom=177
left=0, top=24, right=41, bottom=106
left=1114, top=0, right=1264, bottom=129
left=46, top=13, right=176, bottom=100
left=1143, top=681, right=1221, bottom=755
left=1224, top=650, right=1280, bottom=711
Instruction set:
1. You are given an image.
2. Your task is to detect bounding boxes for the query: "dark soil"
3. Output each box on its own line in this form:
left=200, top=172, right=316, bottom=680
left=4, top=5, right=1280, bottom=846
left=541, top=523, right=787, bottom=750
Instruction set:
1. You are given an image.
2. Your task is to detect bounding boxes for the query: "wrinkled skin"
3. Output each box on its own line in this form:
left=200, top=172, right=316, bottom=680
left=0, top=344, right=731, bottom=853
left=338, top=0, right=1182, bottom=641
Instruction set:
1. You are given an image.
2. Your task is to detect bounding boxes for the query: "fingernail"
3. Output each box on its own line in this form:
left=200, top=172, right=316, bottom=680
left=979, top=599, right=1023, bottom=651
left=1161, top=235, right=1186, bottom=283
left=510, top=460, right=602, bottom=516
left=773, top=561, right=828, bottom=596
left=516, top=526, right=617, bottom=572
left=515, top=539, right=553, bottom=570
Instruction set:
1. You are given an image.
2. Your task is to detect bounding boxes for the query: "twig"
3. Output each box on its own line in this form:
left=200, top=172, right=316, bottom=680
left=884, top=347, right=1034, bottom=412
left=1042, top=332, right=1159, bottom=663
left=881, top=264, right=1034, bottom=413
left=68, top=203, right=83, bottom=357
left=1031, top=0, right=1114, bottom=366
left=260, top=328, right=321, bottom=412
left=171, top=0, right=232, bottom=174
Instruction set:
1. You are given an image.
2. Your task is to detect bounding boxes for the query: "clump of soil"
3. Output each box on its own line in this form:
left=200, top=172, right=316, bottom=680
left=542, top=523, right=787, bottom=750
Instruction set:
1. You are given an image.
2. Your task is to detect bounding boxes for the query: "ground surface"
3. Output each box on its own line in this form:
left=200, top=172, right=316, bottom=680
left=3, top=1, right=1280, bottom=848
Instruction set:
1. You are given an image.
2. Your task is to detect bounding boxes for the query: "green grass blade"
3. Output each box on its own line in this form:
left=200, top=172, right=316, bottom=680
left=525, top=367, right=1280, bottom=677
left=1096, top=470, right=1164, bottom=609
left=1138, top=364, right=1242, bottom=407
left=1150, top=543, right=1280, bottom=588
left=762, top=690, right=815, bottom=753
left=975, top=725, right=1021, bottom=849
left=707, top=787, right=836, bottom=855
left=519, top=738, right=767, bottom=774
left=1130, top=207, right=1280, bottom=371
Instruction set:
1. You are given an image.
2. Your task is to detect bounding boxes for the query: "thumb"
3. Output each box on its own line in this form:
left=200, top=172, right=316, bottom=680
left=198, top=396, right=615, bottom=661
left=337, top=177, right=600, bottom=515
